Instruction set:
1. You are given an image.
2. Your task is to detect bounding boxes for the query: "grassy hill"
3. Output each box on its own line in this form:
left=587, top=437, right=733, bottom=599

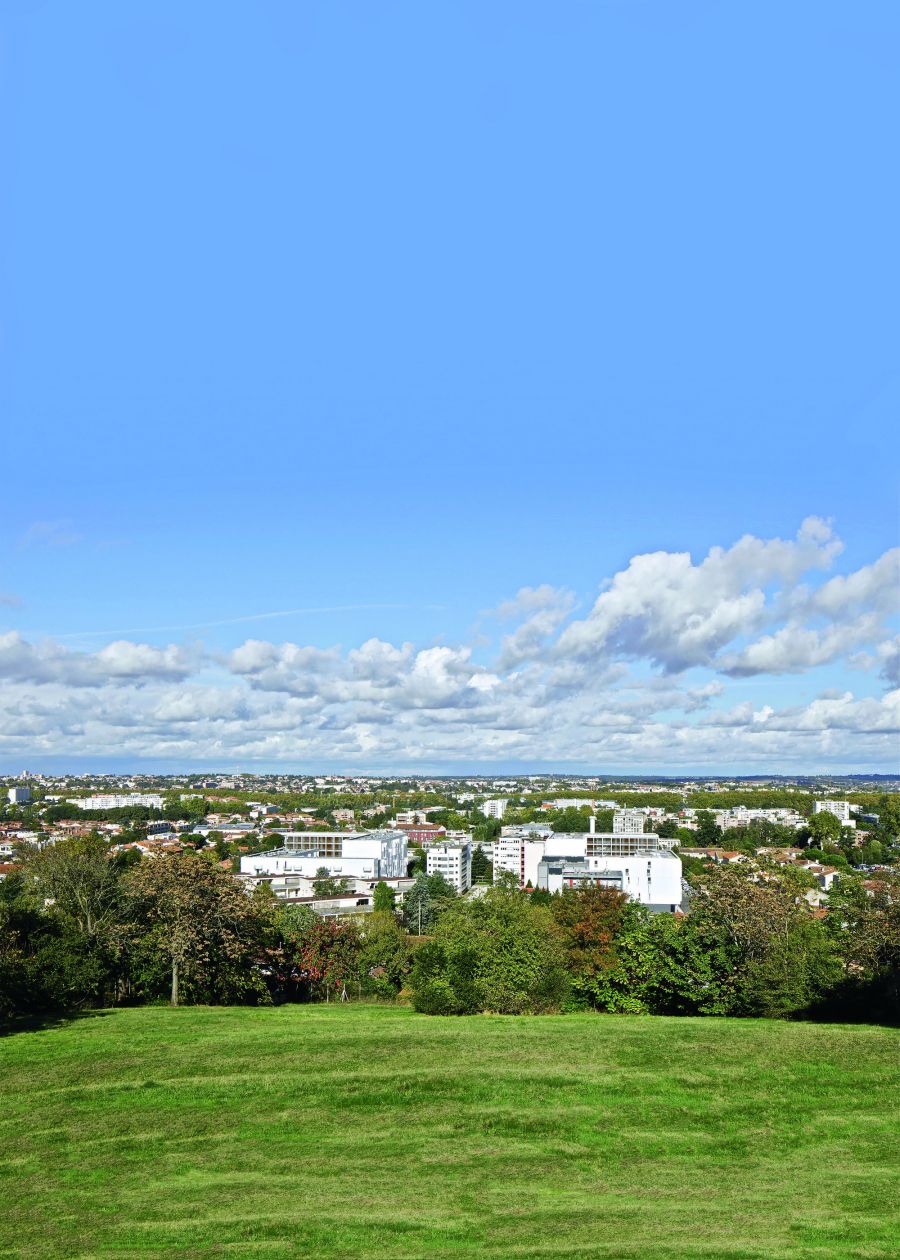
left=1, top=1006, right=897, bottom=1259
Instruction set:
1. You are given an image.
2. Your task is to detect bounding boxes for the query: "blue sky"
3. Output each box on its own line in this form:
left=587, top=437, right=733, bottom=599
left=0, top=2, right=897, bottom=773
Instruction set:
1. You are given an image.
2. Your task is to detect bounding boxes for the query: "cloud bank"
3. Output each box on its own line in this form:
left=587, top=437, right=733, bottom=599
left=1, top=519, right=897, bottom=769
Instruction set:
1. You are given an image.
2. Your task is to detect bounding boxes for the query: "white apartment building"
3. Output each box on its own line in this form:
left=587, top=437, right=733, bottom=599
left=68, top=793, right=164, bottom=811
left=537, top=849, right=682, bottom=911
left=394, top=810, right=432, bottom=826
left=713, top=806, right=806, bottom=831
left=481, top=798, right=508, bottom=820
left=545, top=798, right=612, bottom=811
left=427, top=841, right=472, bottom=894
left=495, top=830, right=682, bottom=912
left=240, top=830, right=408, bottom=882
left=813, top=800, right=852, bottom=824
left=493, top=834, right=548, bottom=887
left=612, top=809, right=645, bottom=835
left=7, top=787, right=32, bottom=805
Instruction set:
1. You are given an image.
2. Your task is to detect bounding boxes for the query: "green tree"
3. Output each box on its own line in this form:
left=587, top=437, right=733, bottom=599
left=401, top=872, right=457, bottom=934
left=359, top=912, right=409, bottom=997
left=806, top=811, right=842, bottom=848
left=372, top=881, right=397, bottom=914
left=470, top=845, right=493, bottom=884
left=550, top=807, right=592, bottom=834
left=16, top=833, right=125, bottom=944
left=680, top=865, right=841, bottom=1018
left=695, top=811, right=722, bottom=846
left=823, top=871, right=900, bottom=1020
left=472, top=816, right=501, bottom=845
left=311, top=867, right=348, bottom=898
left=551, top=885, right=628, bottom=1008
left=874, top=795, right=900, bottom=842
left=127, top=852, right=271, bottom=1006
left=410, top=886, right=569, bottom=1015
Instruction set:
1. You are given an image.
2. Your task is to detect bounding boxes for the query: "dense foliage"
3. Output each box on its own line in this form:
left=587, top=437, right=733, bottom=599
left=2, top=833, right=898, bottom=1027
left=410, top=886, right=569, bottom=1014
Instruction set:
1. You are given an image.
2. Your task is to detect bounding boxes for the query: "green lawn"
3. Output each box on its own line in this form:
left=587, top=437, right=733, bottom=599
left=0, top=1006, right=898, bottom=1259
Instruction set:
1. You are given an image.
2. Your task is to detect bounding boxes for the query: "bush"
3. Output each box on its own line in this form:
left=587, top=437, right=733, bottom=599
left=410, top=887, right=569, bottom=1015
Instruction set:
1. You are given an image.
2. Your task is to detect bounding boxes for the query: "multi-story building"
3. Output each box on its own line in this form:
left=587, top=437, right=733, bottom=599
left=7, top=787, right=31, bottom=805
left=426, top=841, right=472, bottom=894
left=481, top=799, right=508, bottom=820
left=495, top=829, right=682, bottom=912
left=543, top=798, right=615, bottom=811
left=396, top=824, right=446, bottom=847
left=713, top=806, right=806, bottom=831
left=612, top=809, right=645, bottom=835
left=240, top=830, right=408, bottom=885
left=493, top=834, right=548, bottom=887
left=536, top=833, right=682, bottom=912
left=68, top=793, right=163, bottom=811
left=813, top=800, right=852, bottom=824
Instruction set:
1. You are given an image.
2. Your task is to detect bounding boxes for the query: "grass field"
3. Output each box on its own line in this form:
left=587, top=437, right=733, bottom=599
left=1, top=1006, right=898, bottom=1259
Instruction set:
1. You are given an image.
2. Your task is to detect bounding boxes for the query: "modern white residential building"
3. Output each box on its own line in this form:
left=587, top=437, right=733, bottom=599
left=493, top=834, right=547, bottom=887
left=481, top=798, right=508, bottom=819
left=813, top=800, right=852, bottom=824
left=427, top=841, right=472, bottom=894
left=495, top=830, right=682, bottom=912
left=536, top=847, right=682, bottom=911
left=240, top=830, right=408, bottom=882
left=612, top=809, right=645, bottom=835
left=713, top=806, right=806, bottom=831
left=545, top=798, right=614, bottom=811
left=7, top=787, right=32, bottom=805
left=68, top=793, right=164, bottom=811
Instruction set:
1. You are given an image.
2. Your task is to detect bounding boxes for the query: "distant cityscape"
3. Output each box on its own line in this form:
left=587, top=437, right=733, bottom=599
left=4, top=770, right=897, bottom=921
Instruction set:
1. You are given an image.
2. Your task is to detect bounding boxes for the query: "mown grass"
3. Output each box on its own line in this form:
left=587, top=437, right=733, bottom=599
left=0, top=1005, right=898, bottom=1259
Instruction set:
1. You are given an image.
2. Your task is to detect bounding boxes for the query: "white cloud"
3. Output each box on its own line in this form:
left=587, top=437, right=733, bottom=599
left=803, top=548, right=900, bottom=619
left=555, top=517, right=844, bottom=673
left=720, top=614, right=883, bottom=677
left=876, top=637, right=900, bottom=688
left=0, top=632, right=192, bottom=687
left=0, top=519, right=896, bottom=769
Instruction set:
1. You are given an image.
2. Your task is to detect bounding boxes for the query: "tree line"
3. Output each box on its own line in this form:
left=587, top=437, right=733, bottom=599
left=1, top=835, right=897, bottom=1027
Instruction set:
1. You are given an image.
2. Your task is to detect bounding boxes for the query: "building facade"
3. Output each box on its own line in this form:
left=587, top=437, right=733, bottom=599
left=494, top=830, right=682, bottom=912
left=813, top=800, right=852, bottom=824
left=68, top=793, right=163, bottom=811
left=240, top=830, right=408, bottom=883
left=612, top=809, right=645, bottom=835
left=426, top=841, right=472, bottom=894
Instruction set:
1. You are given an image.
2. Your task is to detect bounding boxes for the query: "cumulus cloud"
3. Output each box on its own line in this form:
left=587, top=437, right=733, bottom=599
left=875, top=637, right=900, bottom=689
left=0, top=632, right=192, bottom=687
left=491, top=584, right=575, bottom=621
left=802, top=548, right=900, bottom=619
left=494, top=586, right=578, bottom=669
left=226, top=640, right=341, bottom=696
left=555, top=517, right=845, bottom=672
left=0, top=519, right=897, bottom=767
left=720, top=614, right=883, bottom=677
